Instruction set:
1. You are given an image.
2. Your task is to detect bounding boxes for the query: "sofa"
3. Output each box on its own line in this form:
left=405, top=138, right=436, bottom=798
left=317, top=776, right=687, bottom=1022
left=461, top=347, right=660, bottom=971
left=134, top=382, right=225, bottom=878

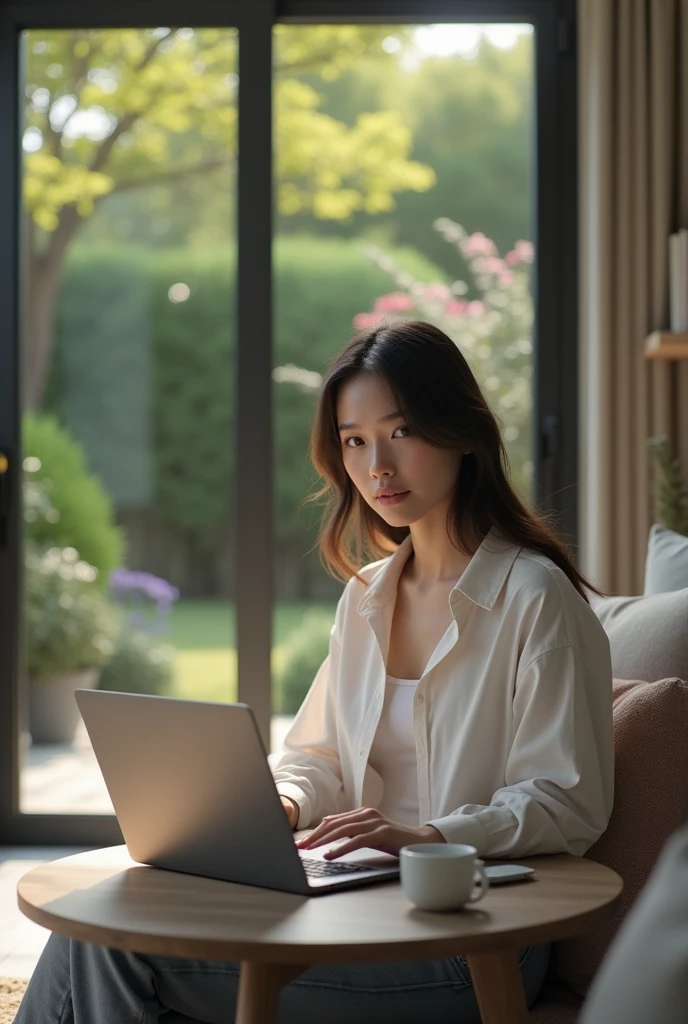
left=530, top=524, right=688, bottom=1021
left=155, top=529, right=688, bottom=1024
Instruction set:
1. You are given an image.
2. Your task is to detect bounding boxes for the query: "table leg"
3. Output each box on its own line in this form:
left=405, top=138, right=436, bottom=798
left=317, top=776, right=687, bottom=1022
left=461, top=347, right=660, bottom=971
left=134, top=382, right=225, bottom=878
left=466, top=948, right=530, bottom=1024
left=235, top=961, right=309, bottom=1024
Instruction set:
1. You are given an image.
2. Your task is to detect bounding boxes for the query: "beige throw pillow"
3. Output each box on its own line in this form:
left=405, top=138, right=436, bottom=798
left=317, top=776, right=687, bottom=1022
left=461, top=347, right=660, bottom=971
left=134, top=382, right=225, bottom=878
left=591, top=589, right=688, bottom=682
left=644, top=523, right=688, bottom=595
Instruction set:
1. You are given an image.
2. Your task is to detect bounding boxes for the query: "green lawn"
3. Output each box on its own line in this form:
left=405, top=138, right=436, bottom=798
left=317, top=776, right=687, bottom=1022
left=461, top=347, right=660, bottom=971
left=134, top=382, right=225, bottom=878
left=163, top=600, right=337, bottom=704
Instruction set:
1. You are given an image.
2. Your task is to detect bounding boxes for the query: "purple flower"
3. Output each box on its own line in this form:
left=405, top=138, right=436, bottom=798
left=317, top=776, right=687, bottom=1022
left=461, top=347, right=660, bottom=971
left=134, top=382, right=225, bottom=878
left=109, top=568, right=180, bottom=634
left=110, top=569, right=180, bottom=605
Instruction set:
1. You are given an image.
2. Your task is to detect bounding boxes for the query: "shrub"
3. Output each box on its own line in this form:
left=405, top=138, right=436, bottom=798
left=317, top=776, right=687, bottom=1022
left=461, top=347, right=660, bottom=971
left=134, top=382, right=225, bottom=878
left=23, top=414, right=125, bottom=583
left=355, top=221, right=535, bottom=499
left=25, top=546, right=119, bottom=680
left=276, top=609, right=334, bottom=714
left=48, top=237, right=444, bottom=551
left=23, top=469, right=59, bottom=529
left=48, top=246, right=153, bottom=510
left=98, top=629, right=175, bottom=696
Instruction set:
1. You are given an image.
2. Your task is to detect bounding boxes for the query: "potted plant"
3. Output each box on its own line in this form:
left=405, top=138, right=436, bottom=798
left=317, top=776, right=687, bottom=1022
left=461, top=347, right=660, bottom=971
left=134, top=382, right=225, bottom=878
left=25, top=545, right=119, bottom=744
left=648, top=435, right=688, bottom=535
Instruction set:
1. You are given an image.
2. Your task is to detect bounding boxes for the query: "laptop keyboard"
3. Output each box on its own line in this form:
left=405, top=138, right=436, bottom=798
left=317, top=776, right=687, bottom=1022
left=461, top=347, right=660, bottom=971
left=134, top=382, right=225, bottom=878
left=301, top=856, right=371, bottom=878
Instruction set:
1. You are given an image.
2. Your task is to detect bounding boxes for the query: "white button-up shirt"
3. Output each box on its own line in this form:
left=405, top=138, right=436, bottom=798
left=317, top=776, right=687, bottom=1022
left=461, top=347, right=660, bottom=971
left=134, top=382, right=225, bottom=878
left=272, top=527, right=614, bottom=858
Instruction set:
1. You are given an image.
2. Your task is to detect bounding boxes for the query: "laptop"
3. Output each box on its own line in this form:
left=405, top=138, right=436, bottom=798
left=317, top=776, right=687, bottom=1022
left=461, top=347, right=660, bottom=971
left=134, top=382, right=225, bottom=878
left=75, top=689, right=400, bottom=896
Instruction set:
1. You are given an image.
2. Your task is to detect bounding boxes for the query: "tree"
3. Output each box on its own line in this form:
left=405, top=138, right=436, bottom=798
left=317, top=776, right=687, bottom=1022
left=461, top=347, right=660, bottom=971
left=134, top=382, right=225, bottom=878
left=277, top=33, right=533, bottom=276
left=22, top=26, right=434, bottom=410
left=377, top=40, right=533, bottom=275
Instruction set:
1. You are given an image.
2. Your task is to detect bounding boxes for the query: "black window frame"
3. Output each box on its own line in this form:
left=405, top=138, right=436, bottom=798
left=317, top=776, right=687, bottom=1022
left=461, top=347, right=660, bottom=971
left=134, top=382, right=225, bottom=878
left=0, top=0, right=577, bottom=846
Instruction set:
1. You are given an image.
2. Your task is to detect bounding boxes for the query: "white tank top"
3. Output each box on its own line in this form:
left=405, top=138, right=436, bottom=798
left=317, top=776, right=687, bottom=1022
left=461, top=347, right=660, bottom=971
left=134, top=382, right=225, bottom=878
left=368, top=673, right=420, bottom=826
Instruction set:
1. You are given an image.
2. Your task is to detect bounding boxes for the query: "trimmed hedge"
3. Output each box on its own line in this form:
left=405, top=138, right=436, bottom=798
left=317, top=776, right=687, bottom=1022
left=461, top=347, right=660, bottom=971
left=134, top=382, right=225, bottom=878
left=49, top=236, right=444, bottom=553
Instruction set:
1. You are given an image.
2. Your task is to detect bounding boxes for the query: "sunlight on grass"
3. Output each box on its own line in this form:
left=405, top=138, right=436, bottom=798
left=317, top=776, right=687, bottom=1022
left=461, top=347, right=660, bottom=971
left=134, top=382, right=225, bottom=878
left=171, top=645, right=291, bottom=703
left=172, top=649, right=236, bottom=703
left=163, top=600, right=337, bottom=706
left=167, top=600, right=338, bottom=651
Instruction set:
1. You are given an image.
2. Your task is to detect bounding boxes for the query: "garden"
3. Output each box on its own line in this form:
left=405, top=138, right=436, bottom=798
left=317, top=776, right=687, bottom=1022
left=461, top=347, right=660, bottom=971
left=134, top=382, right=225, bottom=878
left=23, top=410, right=339, bottom=741
left=23, top=212, right=535, bottom=744
left=21, top=24, right=542, bottom=747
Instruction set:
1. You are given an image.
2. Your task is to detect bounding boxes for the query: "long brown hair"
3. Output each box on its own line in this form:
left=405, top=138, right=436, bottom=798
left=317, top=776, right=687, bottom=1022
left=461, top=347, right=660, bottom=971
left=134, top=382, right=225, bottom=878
left=304, top=320, right=602, bottom=601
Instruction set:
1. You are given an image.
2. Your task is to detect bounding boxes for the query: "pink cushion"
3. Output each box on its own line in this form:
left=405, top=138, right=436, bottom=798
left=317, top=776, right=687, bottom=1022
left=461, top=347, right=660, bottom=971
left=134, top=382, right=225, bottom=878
left=551, top=676, right=688, bottom=998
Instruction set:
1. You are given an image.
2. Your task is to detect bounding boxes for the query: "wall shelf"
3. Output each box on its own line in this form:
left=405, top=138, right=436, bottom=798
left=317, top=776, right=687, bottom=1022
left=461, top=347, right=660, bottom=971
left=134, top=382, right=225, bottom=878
left=644, top=331, right=688, bottom=359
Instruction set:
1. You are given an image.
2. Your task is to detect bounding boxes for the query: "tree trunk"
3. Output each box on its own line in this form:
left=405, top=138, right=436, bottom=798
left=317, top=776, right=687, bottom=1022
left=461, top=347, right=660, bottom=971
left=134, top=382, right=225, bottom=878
left=24, top=257, right=62, bottom=412
left=24, top=205, right=81, bottom=413
left=22, top=154, right=234, bottom=412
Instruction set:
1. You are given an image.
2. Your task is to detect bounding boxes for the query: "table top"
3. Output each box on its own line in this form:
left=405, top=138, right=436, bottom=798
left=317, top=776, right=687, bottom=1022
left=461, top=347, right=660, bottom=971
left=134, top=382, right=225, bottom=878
left=18, top=845, right=623, bottom=965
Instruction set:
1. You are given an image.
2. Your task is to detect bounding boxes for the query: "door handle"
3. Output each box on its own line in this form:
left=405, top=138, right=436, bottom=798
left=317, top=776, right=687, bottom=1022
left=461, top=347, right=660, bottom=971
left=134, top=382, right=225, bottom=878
left=0, top=450, right=9, bottom=547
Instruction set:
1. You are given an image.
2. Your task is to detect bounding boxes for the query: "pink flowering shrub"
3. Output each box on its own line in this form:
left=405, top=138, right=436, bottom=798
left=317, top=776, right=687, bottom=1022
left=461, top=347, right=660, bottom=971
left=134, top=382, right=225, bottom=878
left=354, top=218, right=534, bottom=498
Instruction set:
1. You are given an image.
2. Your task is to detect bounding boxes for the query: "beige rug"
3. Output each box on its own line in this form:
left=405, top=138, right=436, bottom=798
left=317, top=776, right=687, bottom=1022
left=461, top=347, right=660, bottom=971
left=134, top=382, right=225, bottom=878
left=0, top=978, right=28, bottom=1023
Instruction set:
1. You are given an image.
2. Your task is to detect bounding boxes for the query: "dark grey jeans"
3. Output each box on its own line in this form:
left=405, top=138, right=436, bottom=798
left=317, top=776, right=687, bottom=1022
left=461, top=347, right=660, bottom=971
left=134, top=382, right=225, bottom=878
left=15, top=931, right=551, bottom=1023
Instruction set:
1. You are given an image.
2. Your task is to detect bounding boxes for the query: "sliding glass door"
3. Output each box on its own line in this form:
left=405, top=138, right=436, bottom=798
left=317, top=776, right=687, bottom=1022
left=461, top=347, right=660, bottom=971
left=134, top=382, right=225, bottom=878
left=19, top=24, right=239, bottom=817
left=270, top=18, right=539, bottom=751
left=0, top=0, right=577, bottom=846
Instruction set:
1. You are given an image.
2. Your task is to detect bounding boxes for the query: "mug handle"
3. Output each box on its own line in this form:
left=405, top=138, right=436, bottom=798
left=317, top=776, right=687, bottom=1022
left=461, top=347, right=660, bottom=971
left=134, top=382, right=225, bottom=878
left=467, top=859, right=490, bottom=903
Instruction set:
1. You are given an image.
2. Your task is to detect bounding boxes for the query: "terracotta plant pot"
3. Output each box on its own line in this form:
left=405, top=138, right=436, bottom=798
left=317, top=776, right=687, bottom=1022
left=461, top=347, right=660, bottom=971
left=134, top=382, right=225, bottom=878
left=28, top=667, right=99, bottom=745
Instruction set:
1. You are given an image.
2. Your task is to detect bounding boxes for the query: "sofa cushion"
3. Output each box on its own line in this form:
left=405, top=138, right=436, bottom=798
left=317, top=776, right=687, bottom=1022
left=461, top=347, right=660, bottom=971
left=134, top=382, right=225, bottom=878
left=590, top=589, right=688, bottom=682
left=644, top=523, right=688, bottom=595
left=551, top=676, right=688, bottom=999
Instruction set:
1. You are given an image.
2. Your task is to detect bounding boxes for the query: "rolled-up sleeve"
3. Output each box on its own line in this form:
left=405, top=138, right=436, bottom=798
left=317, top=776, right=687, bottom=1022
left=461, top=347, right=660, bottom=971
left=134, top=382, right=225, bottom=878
left=426, top=644, right=614, bottom=857
left=271, top=627, right=347, bottom=830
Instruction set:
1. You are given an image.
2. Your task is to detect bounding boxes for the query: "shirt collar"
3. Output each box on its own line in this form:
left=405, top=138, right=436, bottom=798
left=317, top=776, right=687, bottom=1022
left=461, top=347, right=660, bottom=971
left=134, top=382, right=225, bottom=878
left=356, top=525, right=521, bottom=616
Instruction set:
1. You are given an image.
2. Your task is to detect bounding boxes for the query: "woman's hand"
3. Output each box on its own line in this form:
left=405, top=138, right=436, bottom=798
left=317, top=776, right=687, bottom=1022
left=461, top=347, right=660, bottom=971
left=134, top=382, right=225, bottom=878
left=295, top=806, right=445, bottom=859
left=280, top=795, right=299, bottom=829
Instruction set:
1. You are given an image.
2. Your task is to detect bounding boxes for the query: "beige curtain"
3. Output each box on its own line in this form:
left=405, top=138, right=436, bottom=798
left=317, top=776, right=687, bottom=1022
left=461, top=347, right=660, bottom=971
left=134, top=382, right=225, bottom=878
left=578, top=0, right=688, bottom=595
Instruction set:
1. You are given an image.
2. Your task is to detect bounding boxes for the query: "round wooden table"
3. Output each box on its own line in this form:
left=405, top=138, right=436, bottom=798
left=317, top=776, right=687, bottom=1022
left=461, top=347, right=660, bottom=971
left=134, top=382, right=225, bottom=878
left=17, top=845, right=622, bottom=1024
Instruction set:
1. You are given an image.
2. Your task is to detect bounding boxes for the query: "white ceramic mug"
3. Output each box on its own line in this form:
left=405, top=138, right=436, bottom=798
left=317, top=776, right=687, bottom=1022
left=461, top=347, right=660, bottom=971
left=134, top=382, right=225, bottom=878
left=399, top=843, right=490, bottom=911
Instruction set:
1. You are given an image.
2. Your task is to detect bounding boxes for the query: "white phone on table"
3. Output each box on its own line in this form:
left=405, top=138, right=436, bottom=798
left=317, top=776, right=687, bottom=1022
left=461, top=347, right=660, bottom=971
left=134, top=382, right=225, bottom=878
left=484, top=864, right=535, bottom=884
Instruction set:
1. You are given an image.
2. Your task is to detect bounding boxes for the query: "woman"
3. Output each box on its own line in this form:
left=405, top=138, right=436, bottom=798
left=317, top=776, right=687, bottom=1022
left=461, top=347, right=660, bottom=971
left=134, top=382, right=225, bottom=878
left=16, top=320, right=614, bottom=1023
